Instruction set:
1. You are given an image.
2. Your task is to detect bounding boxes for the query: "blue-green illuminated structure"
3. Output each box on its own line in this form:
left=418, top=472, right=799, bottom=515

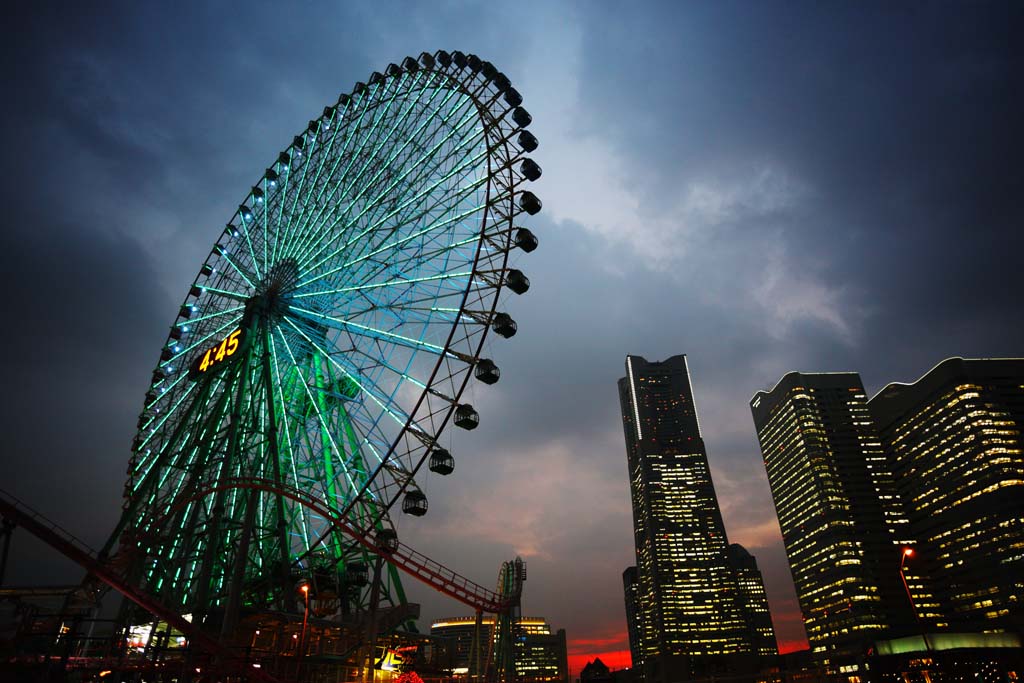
left=101, top=50, right=543, bottom=641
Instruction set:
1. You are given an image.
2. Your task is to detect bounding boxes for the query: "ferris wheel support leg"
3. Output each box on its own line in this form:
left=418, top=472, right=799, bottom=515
left=260, top=323, right=296, bottom=613
left=191, top=344, right=254, bottom=628
left=363, top=554, right=385, bottom=683
left=221, top=486, right=259, bottom=639
left=469, top=609, right=484, bottom=683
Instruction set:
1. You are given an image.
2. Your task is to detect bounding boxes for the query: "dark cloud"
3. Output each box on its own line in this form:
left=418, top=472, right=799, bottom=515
left=2, top=0, right=1021, bottom=662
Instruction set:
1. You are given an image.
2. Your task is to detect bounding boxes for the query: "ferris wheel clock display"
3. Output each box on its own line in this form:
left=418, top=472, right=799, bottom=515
left=104, top=50, right=542, bottom=620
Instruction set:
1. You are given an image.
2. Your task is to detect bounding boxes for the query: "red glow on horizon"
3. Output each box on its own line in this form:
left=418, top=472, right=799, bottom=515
left=567, top=631, right=632, bottom=674
left=568, top=625, right=810, bottom=668
left=777, top=637, right=810, bottom=655
left=567, top=649, right=632, bottom=674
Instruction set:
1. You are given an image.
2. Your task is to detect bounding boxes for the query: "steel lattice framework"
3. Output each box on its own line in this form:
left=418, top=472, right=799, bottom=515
left=101, top=49, right=542, bottom=628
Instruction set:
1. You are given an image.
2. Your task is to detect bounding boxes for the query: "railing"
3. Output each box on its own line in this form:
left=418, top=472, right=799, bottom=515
left=0, top=487, right=281, bottom=683
left=165, top=477, right=513, bottom=613
left=0, top=488, right=98, bottom=558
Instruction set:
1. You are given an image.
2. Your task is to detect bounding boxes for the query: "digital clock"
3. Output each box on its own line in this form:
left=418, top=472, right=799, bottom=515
left=189, top=328, right=245, bottom=379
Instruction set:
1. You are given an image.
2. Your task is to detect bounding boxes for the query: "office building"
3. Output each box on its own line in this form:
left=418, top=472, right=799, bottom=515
left=727, top=544, right=778, bottom=658
left=619, top=354, right=772, bottom=682
left=431, top=615, right=568, bottom=683
left=750, top=372, right=915, bottom=666
left=869, top=357, right=1024, bottom=634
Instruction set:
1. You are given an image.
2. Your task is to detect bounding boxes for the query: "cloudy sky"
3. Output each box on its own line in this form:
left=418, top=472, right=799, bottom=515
left=2, top=0, right=1022, bottom=673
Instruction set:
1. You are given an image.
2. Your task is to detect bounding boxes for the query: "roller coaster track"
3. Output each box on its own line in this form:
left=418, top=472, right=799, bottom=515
left=0, top=479, right=515, bottom=666
left=0, top=487, right=280, bottom=681
left=140, top=476, right=516, bottom=613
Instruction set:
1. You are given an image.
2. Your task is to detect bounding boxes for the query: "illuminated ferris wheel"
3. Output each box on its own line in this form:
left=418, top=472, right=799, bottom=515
left=102, top=50, right=542, bottom=624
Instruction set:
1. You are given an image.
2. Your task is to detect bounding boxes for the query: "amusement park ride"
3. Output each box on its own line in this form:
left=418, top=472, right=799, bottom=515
left=0, top=49, right=542, bottom=682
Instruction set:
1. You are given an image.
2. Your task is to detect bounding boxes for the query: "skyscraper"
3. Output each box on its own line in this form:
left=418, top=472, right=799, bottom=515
left=750, top=372, right=915, bottom=668
left=869, top=357, right=1024, bottom=635
left=619, top=354, right=774, bottom=682
left=727, top=544, right=778, bottom=658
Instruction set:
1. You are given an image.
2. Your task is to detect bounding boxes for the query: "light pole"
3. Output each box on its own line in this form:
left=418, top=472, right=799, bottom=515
left=299, top=583, right=310, bottom=647
left=297, top=581, right=311, bottom=677
left=899, top=547, right=930, bottom=651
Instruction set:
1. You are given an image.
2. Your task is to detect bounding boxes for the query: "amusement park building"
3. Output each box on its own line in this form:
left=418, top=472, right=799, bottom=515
left=430, top=615, right=568, bottom=683
left=618, top=354, right=777, bottom=683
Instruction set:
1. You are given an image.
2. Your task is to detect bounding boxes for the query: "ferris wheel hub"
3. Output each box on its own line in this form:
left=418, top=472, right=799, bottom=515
left=250, top=257, right=301, bottom=320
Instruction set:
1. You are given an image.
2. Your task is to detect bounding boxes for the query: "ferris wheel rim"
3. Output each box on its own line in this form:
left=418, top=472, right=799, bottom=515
left=117, top=50, right=541, bottom=612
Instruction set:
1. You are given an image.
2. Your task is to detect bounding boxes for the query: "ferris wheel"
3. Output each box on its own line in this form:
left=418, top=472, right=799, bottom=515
left=102, top=50, right=542, bottom=623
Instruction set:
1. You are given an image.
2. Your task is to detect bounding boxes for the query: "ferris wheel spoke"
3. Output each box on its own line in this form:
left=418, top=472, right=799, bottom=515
left=287, top=303, right=455, bottom=361
left=287, top=85, right=479, bottom=270
left=291, top=103, right=484, bottom=275
left=271, top=327, right=363, bottom=495
left=278, top=316, right=423, bottom=439
left=286, top=72, right=455, bottom=258
left=133, top=375, right=230, bottom=518
left=276, top=120, right=332, bottom=269
left=296, top=199, right=483, bottom=294
left=337, top=212, right=482, bottom=279
left=134, top=381, right=205, bottom=454
left=294, top=265, right=472, bottom=303
left=314, top=200, right=485, bottom=303
left=270, top=156, right=307, bottom=268
left=279, top=75, right=413, bottom=265
left=285, top=71, right=437, bottom=262
left=340, top=108, right=485, bottom=257
left=267, top=332, right=327, bottom=552
left=179, top=304, right=247, bottom=329
left=294, top=148, right=487, bottom=287
left=233, top=212, right=265, bottom=284
left=322, top=174, right=487, bottom=293
left=213, top=239, right=261, bottom=289
left=196, top=286, right=253, bottom=303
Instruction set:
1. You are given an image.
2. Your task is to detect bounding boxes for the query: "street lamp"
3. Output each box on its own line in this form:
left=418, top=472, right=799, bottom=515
left=299, top=582, right=310, bottom=642
left=899, top=547, right=930, bottom=650
left=899, top=548, right=919, bottom=620
left=296, top=581, right=311, bottom=660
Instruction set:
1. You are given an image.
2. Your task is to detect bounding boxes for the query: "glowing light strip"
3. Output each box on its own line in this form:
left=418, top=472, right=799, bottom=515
left=626, top=356, right=643, bottom=441
left=682, top=355, right=703, bottom=437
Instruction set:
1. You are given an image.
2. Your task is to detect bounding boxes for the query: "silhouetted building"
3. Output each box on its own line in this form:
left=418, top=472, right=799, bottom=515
left=622, top=566, right=643, bottom=668
left=869, top=357, right=1024, bottom=635
left=580, top=657, right=613, bottom=683
left=619, top=354, right=769, bottom=682
left=431, top=615, right=568, bottom=683
left=727, top=544, right=778, bottom=658
left=750, top=372, right=915, bottom=670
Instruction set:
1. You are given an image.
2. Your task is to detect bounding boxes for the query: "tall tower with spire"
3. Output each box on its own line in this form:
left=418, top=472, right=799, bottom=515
left=619, top=354, right=774, bottom=682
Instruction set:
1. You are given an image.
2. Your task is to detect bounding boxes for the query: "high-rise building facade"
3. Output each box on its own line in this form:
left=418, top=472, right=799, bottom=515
left=619, top=354, right=775, bottom=682
left=727, top=544, right=778, bottom=658
left=750, top=372, right=915, bottom=666
left=869, top=357, right=1024, bottom=635
left=622, top=566, right=643, bottom=669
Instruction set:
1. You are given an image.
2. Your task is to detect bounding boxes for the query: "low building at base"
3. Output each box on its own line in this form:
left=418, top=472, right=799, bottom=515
left=430, top=615, right=568, bottom=683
